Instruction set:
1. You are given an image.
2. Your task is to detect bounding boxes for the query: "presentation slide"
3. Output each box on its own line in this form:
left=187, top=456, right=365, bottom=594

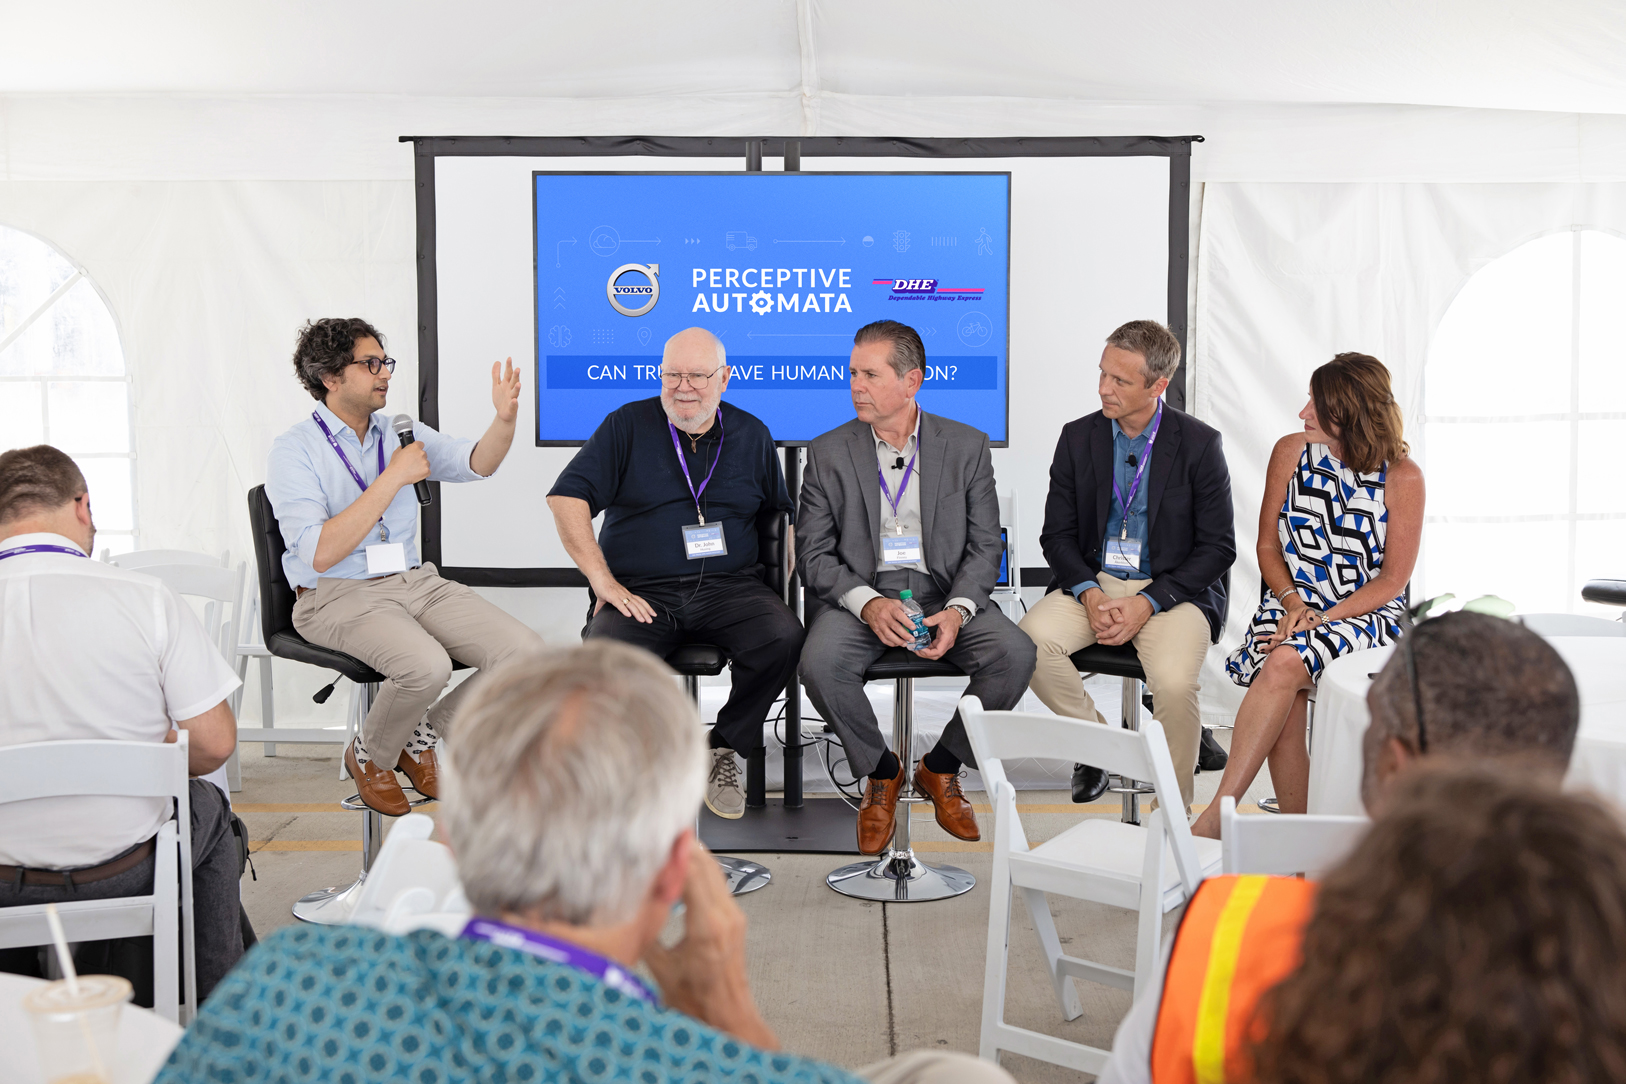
left=533, top=172, right=1009, bottom=444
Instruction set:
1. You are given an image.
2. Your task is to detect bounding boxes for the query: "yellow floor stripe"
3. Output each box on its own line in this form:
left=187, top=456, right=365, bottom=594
left=249, top=840, right=363, bottom=852
left=236, top=802, right=438, bottom=814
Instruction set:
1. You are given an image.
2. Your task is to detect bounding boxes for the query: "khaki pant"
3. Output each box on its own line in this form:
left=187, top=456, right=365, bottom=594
left=1018, top=577, right=1211, bottom=808
left=293, top=563, right=546, bottom=765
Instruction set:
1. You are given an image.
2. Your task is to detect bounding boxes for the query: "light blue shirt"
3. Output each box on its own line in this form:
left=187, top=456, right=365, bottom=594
left=265, top=403, right=482, bottom=589
left=1071, top=409, right=1162, bottom=613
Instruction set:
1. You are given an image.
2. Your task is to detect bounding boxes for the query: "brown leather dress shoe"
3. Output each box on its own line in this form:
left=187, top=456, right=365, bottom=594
left=345, top=740, right=410, bottom=817
left=913, top=761, right=980, bottom=842
left=395, top=747, right=440, bottom=800
left=857, top=762, right=906, bottom=855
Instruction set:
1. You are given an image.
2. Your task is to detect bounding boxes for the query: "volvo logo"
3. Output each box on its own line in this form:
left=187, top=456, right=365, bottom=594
left=606, top=263, right=660, bottom=317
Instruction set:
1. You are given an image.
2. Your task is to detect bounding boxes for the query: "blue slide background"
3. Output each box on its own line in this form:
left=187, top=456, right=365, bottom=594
left=534, top=172, right=1010, bottom=443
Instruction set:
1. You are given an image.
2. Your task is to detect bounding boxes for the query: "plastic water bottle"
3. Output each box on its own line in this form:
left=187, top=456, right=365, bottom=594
left=899, top=589, right=932, bottom=651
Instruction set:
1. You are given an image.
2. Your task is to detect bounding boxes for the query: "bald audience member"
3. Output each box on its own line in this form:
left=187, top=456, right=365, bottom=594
left=547, top=328, right=803, bottom=822
left=1099, top=610, right=1583, bottom=1084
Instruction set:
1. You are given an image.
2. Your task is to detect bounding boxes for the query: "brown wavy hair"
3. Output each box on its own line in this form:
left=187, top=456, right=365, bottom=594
left=1310, top=352, right=1408, bottom=474
left=1254, top=761, right=1626, bottom=1084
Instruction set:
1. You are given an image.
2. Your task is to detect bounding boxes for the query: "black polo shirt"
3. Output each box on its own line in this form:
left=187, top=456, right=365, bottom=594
left=548, top=398, right=792, bottom=581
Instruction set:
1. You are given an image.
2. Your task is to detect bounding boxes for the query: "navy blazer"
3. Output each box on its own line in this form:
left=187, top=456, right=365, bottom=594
left=1039, top=404, right=1236, bottom=641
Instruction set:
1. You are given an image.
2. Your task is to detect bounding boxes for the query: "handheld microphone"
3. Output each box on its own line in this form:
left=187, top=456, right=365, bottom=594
left=391, top=414, right=433, bottom=507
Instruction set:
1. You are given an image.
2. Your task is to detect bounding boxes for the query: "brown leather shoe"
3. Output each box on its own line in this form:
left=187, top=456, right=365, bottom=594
left=857, top=761, right=906, bottom=855
left=913, top=761, right=980, bottom=842
left=395, top=747, right=440, bottom=800
left=345, top=740, right=410, bottom=817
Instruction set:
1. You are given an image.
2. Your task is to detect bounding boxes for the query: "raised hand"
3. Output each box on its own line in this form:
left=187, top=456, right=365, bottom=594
left=491, top=358, right=521, bottom=423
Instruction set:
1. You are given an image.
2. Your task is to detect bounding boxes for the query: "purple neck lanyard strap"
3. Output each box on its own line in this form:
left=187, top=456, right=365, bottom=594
left=877, top=449, right=919, bottom=530
left=667, top=411, right=724, bottom=523
left=0, top=544, right=87, bottom=562
left=461, top=917, right=657, bottom=1005
left=311, top=411, right=385, bottom=495
left=1111, top=402, right=1164, bottom=539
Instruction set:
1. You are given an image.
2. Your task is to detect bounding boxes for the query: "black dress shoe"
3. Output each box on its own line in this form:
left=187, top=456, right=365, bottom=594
left=1071, top=763, right=1110, bottom=804
left=1197, top=727, right=1229, bottom=772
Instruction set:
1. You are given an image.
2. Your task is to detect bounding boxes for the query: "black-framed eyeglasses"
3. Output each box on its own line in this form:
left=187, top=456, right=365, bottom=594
left=354, top=357, right=397, bottom=376
left=1400, top=627, right=1429, bottom=754
left=660, top=364, right=724, bottom=389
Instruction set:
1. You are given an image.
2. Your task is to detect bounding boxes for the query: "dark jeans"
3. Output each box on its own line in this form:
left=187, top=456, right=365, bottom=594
left=0, top=779, right=246, bottom=1007
left=587, top=568, right=805, bottom=752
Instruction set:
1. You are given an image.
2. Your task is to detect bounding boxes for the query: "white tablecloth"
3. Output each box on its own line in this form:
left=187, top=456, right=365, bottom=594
left=0, top=972, right=183, bottom=1084
left=1306, top=637, right=1626, bottom=815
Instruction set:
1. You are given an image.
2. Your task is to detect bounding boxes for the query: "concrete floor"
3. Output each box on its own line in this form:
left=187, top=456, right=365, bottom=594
left=233, top=731, right=1274, bottom=1083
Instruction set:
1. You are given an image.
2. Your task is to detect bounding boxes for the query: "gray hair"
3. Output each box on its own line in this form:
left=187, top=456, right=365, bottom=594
left=662, top=327, right=726, bottom=368
left=853, top=320, right=926, bottom=378
left=441, top=641, right=707, bottom=925
left=1105, top=320, right=1181, bottom=388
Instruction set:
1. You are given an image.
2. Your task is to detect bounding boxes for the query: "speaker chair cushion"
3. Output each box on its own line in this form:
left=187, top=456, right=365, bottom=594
left=863, top=646, right=966, bottom=682
left=1070, top=642, right=1147, bottom=681
left=667, top=644, right=729, bottom=677
left=1583, top=579, right=1626, bottom=607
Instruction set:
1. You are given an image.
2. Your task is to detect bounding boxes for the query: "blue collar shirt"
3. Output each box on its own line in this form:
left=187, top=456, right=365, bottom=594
left=1070, top=409, right=1163, bottom=613
left=265, top=403, right=481, bottom=589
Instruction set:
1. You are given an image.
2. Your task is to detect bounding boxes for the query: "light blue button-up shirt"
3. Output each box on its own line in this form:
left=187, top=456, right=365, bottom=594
left=1072, top=408, right=1162, bottom=613
left=265, top=403, right=482, bottom=589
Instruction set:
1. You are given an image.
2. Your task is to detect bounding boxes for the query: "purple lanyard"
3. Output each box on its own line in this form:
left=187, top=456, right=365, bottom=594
left=667, top=411, right=725, bottom=523
left=0, top=544, right=87, bottom=562
left=311, top=411, right=385, bottom=495
left=1111, top=402, right=1164, bottom=540
left=878, top=449, right=920, bottom=531
left=460, top=916, right=657, bottom=1005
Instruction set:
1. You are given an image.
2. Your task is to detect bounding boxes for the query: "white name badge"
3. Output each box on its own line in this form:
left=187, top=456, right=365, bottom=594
left=1103, top=536, right=1144, bottom=572
left=366, top=542, right=408, bottom=576
left=883, top=534, right=923, bottom=564
left=682, top=523, right=727, bottom=559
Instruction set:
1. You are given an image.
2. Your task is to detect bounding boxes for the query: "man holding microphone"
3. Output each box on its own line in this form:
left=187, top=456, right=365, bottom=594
left=265, top=318, right=544, bottom=816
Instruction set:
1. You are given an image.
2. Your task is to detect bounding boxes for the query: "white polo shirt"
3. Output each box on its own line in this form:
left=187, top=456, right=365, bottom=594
left=0, top=533, right=241, bottom=868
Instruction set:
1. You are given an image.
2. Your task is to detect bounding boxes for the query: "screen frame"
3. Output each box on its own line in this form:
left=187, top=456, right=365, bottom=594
left=527, top=168, right=1014, bottom=448
left=403, top=134, right=1200, bottom=583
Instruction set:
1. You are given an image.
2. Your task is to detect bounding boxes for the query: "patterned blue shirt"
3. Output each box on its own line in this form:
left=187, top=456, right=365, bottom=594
left=155, top=924, right=864, bottom=1084
left=265, top=404, right=482, bottom=590
left=1071, top=412, right=1162, bottom=612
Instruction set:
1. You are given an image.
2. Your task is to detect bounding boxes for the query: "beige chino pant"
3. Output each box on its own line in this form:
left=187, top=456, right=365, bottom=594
left=293, top=563, right=546, bottom=766
left=1018, top=576, right=1211, bottom=809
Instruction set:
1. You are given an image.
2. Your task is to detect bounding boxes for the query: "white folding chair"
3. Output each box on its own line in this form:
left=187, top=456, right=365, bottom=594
left=133, top=562, right=248, bottom=793
left=103, top=548, right=225, bottom=569
left=1219, top=796, right=1368, bottom=876
left=0, top=735, right=195, bottom=1024
left=962, top=696, right=1220, bottom=1075
left=344, top=813, right=469, bottom=935
left=234, top=586, right=278, bottom=754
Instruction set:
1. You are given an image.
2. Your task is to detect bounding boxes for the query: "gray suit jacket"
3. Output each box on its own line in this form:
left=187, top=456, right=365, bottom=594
left=797, top=412, right=1003, bottom=616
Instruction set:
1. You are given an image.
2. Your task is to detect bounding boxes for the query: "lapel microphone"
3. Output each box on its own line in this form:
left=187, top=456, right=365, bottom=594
left=893, top=456, right=905, bottom=470
left=1127, top=453, right=1138, bottom=468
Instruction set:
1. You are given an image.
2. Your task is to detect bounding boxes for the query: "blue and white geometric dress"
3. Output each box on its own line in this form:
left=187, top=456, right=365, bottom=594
left=1226, top=442, right=1407, bottom=686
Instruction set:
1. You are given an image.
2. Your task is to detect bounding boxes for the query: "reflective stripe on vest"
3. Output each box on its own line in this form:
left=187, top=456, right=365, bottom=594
left=1150, top=874, right=1317, bottom=1084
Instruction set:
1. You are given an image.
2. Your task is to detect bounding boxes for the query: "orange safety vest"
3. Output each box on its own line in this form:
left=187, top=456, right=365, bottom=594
left=1150, top=874, right=1317, bottom=1084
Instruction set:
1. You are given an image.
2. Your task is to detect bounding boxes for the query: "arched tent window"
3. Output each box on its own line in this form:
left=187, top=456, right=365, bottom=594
left=0, top=225, right=135, bottom=554
left=1423, top=229, right=1626, bottom=616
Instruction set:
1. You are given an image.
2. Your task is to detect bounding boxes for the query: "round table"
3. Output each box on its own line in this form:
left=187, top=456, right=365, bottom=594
left=1306, top=636, right=1626, bottom=815
left=0, top=972, right=183, bottom=1084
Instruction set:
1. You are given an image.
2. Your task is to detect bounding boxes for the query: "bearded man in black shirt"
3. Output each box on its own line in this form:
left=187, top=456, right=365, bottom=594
left=547, top=328, right=803, bottom=820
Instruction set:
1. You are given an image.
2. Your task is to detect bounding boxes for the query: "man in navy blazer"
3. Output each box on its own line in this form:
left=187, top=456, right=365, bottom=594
left=1018, top=320, right=1235, bottom=810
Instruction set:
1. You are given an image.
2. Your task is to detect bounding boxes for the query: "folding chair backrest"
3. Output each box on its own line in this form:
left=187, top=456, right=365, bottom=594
left=961, top=696, right=1206, bottom=897
left=1219, top=796, right=1370, bottom=876
left=0, top=738, right=189, bottom=805
left=136, top=562, right=247, bottom=666
left=347, top=814, right=465, bottom=930
left=105, top=549, right=227, bottom=569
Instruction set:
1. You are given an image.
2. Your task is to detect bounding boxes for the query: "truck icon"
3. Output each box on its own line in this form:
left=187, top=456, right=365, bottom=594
left=725, top=231, right=758, bottom=252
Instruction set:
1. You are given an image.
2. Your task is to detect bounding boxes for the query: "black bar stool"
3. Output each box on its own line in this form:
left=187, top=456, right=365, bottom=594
left=248, top=486, right=443, bottom=924
left=826, top=648, right=976, bottom=902
left=1583, top=579, right=1626, bottom=614
left=1070, top=643, right=1156, bottom=824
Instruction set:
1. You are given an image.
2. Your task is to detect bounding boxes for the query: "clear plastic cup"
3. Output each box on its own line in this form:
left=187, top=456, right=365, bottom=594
left=22, top=974, right=131, bottom=1084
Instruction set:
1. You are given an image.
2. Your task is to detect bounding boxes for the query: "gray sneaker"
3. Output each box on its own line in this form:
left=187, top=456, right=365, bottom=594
left=705, top=748, right=746, bottom=819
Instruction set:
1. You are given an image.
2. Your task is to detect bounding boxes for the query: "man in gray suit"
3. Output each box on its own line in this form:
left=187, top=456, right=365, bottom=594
left=797, top=320, right=1036, bottom=855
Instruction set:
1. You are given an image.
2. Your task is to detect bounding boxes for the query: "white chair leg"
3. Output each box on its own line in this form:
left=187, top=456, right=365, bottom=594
left=1134, top=808, right=1169, bottom=999
left=1021, top=887, right=1083, bottom=1021
left=151, top=821, right=180, bottom=1023
left=225, top=747, right=242, bottom=792
left=979, top=866, right=1014, bottom=1063
left=259, top=656, right=276, bottom=757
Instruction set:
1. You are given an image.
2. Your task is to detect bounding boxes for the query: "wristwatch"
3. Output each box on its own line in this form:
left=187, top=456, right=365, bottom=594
left=947, top=603, right=973, bottom=626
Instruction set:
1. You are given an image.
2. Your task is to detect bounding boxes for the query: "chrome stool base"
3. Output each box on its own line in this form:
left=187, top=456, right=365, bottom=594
left=292, top=757, right=434, bottom=925
left=827, top=849, right=975, bottom=902
left=717, top=855, right=772, bottom=895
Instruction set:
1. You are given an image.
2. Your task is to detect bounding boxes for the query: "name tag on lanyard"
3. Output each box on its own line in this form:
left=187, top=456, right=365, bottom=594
left=366, top=542, right=408, bottom=575
left=682, top=522, right=727, bottom=559
left=1103, top=536, right=1143, bottom=572
left=883, top=534, right=922, bottom=564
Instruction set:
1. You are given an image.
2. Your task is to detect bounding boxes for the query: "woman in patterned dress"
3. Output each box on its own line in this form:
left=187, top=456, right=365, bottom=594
left=1191, top=353, right=1423, bottom=837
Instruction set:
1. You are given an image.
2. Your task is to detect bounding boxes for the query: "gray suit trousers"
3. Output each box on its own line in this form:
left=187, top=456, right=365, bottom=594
left=800, top=570, right=1036, bottom=777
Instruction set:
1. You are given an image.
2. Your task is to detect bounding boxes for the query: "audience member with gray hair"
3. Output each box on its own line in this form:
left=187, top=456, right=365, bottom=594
left=158, top=640, right=1012, bottom=1084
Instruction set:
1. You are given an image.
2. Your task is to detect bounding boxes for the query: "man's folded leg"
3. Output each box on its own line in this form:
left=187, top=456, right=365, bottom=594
left=1129, top=598, right=1212, bottom=811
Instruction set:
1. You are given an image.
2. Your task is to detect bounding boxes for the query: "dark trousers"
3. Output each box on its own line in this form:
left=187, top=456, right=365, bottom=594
left=799, top=569, right=1037, bottom=777
left=587, top=568, right=805, bottom=752
left=0, top=779, right=246, bottom=1006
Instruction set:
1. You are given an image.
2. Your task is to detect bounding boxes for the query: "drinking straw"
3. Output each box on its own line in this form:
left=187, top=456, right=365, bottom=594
left=43, top=903, right=109, bottom=1082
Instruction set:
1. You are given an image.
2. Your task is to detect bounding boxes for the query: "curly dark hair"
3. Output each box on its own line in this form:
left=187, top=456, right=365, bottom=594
left=1254, top=761, right=1626, bottom=1084
left=292, top=318, right=385, bottom=401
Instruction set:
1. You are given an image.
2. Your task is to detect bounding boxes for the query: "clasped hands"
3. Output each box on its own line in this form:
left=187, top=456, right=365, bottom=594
left=1258, top=594, right=1324, bottom=651
left=1081, top=587, right=1154, bottom=646
left=861, top=596, right=962, bottom=659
